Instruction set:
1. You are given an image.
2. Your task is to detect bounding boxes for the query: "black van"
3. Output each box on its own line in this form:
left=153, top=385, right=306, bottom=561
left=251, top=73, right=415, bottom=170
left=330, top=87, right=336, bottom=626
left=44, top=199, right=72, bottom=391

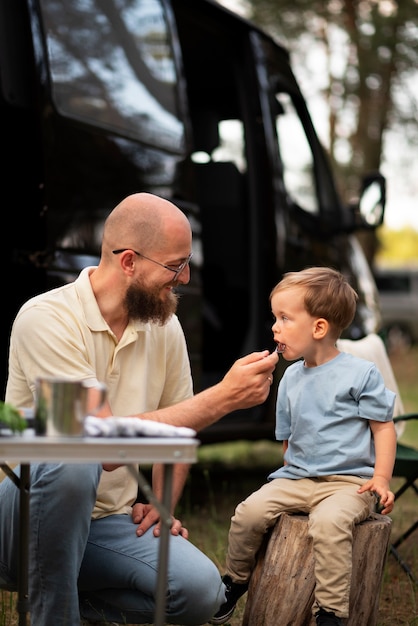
left=0, top=0, right=385, bottom=442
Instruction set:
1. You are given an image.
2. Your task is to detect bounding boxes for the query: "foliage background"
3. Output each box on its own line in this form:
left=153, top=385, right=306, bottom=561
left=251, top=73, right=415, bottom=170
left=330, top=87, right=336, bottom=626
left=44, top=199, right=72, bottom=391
left=376, top=226, right=418, bottom=267
left=217, top=0, right=418, bottom=192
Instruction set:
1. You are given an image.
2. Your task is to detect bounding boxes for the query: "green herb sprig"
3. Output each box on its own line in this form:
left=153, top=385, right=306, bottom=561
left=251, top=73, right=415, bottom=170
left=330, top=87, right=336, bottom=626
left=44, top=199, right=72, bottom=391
left=0, top=401, right=27, bottom=433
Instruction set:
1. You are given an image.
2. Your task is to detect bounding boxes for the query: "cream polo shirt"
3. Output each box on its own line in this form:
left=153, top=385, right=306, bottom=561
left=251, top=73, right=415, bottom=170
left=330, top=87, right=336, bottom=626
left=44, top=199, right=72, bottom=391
left=5, top=267, right=193, bottom=518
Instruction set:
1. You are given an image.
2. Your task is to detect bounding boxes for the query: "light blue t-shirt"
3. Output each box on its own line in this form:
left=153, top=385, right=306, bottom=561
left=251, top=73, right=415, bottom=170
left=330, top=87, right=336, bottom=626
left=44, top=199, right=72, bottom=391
left=269, top=351, right=396, bottom=481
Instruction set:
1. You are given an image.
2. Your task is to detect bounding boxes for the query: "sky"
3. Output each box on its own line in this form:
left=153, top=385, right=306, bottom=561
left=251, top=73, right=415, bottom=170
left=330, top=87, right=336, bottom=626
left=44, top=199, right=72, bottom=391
left=217, top=0, right=418, bottom=232
left=381, top=130, right=418, bottom=231
left=383, top=178, right=417, bottom=232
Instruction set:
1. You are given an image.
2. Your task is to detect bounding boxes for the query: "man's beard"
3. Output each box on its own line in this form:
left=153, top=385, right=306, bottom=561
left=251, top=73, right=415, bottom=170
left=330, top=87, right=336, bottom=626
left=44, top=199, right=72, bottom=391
left=124, top=280, right=179, bottom=325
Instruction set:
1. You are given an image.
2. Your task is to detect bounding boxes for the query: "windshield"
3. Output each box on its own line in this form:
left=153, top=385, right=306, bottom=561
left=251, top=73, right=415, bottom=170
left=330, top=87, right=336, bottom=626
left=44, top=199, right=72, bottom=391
left=254, top=33, right=343, bottom=227
left=40, top=0, right=184, bottom=153
left=275, top=92, right=318, bottom=214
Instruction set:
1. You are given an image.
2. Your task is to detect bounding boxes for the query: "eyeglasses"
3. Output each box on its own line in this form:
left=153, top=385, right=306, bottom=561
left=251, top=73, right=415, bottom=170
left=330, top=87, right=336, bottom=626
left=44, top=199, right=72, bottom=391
left=112, top=249, right=193, bottom=281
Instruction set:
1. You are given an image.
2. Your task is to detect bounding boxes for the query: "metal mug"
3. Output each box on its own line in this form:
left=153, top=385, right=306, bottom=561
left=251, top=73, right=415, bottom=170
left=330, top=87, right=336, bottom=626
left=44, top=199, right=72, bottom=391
left=34, top=377, right=107, bottom=436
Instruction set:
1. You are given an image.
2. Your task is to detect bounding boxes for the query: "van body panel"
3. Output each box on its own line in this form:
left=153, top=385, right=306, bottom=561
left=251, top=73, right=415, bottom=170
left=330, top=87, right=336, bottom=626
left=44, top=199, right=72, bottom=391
left=375, top=268, right=418, bottom=352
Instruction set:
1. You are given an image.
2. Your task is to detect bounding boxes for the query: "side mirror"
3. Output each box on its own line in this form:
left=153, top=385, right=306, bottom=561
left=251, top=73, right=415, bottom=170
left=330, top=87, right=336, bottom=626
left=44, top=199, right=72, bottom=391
left=358, top=173, right=386, bottom=228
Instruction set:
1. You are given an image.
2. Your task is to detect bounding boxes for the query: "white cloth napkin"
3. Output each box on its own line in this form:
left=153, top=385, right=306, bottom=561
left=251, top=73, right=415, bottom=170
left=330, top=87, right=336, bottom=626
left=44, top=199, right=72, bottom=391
left=84, top=416, right=196, bottom=438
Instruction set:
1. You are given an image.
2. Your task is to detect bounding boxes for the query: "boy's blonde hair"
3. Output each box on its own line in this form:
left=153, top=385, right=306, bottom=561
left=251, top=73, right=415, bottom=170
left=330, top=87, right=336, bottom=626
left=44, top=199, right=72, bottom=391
left=270, top=267, right=358, bottom=338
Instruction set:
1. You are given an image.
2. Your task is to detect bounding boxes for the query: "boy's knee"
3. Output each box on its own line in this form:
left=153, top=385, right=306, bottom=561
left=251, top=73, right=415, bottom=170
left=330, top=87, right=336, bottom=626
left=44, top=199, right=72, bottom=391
left=310, top=510, right=351, bottom=538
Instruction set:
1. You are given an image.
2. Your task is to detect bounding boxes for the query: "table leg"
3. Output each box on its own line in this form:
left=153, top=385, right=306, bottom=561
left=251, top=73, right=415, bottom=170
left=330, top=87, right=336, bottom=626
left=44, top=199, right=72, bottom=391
left=0, top=463, right=30, bottom=625
left=128, top=464, right=173, bottom=626
left=154, top=463, right=173, bottom=626
left=18, top=464, right=30, bottom=626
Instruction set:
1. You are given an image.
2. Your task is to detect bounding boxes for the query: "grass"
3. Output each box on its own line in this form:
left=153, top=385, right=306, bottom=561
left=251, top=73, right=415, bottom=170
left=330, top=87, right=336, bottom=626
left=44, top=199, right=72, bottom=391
left=1, top=347, right=418, bottom=625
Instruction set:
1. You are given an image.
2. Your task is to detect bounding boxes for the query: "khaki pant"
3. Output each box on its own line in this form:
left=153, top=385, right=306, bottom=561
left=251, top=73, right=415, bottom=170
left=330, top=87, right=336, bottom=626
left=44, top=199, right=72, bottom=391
left=226, top=475, right=376, bottom=618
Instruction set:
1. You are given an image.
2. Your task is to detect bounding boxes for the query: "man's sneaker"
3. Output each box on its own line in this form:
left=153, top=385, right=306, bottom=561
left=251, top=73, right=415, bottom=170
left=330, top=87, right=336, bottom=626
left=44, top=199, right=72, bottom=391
left=209, top=574, right=248, bottom=625
left=315, top=608, right=342, bottom=626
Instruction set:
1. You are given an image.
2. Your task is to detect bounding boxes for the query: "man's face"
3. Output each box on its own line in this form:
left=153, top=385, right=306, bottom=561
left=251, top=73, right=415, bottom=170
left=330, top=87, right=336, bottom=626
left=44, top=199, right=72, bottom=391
left=124, top=274, right=179, bottom=325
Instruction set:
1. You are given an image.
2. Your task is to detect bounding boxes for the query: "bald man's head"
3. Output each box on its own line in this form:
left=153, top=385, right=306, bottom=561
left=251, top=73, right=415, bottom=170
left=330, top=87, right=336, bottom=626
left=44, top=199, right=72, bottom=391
left=102, top=193, right=190, bottom=258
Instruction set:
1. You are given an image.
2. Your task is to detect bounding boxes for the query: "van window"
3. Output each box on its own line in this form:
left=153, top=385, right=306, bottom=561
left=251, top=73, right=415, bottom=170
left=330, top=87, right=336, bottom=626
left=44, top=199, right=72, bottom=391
left=375, top=273, right=411, bottom=293
left=255, top=34, right=321, bottom=217
left=40, top=0, right=184, bottom=152
left=275, top=93, right=318, bottom=214
left=213, top=120, right=246, bottom=173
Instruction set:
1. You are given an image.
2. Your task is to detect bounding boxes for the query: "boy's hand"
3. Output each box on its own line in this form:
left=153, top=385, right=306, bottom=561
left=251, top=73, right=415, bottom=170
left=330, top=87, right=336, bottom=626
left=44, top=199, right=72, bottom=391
left=357, top=477, right=395, bottom=514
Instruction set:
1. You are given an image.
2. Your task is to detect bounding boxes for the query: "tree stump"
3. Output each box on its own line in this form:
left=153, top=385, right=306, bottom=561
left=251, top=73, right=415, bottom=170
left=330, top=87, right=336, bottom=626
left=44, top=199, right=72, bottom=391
left=242, top=512, right=392, bottom=626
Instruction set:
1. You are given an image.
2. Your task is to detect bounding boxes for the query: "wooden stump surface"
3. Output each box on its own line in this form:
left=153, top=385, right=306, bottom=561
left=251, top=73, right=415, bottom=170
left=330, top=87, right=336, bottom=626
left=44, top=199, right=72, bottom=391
left=242, top=512, right=392, bottom=626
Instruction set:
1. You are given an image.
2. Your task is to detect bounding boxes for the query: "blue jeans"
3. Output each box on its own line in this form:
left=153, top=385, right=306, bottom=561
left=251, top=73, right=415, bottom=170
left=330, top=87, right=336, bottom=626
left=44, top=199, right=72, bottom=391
left=0, top=463, right=225, bottom=625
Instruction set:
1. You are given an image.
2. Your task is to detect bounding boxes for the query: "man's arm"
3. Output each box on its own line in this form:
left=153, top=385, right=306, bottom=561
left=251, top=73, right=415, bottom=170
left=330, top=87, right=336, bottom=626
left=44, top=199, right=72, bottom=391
left=102, top=349, right=278, bottom=475
left=96, top=350, right=278, bottom=430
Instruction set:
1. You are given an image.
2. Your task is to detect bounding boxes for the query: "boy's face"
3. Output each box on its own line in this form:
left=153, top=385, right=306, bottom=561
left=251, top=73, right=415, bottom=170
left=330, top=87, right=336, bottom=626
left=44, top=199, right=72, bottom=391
left=271, top=287, right=318, bottom=361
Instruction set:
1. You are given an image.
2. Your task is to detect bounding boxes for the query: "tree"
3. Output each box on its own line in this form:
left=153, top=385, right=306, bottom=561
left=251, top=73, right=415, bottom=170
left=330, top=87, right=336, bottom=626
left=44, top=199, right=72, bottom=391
left=218, top=0, right=418, bottom=261
left=238, top=0, right=418, bottom=192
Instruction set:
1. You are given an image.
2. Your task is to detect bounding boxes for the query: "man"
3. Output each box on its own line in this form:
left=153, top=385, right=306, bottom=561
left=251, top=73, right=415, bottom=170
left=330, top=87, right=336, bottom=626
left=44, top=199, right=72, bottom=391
left=0, top=193, right=277, bottom=626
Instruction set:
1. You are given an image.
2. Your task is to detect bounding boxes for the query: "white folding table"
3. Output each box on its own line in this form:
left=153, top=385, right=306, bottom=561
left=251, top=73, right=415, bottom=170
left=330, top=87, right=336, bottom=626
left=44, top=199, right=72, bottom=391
left=0, top=436, right=199, bottom=626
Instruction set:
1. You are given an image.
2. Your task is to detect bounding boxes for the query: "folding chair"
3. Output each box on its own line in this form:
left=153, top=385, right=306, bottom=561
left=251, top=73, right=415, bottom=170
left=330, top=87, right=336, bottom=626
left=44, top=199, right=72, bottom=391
left=390, top=412, right=418, bottom=584
left=337, top=333, right=418, bottom=584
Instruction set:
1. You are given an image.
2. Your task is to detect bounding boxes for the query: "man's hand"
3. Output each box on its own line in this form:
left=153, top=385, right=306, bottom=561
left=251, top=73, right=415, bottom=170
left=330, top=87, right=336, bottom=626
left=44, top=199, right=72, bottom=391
left=132, top=503, right=189, bottom=538
left=220, top=349, right=279, bottom=411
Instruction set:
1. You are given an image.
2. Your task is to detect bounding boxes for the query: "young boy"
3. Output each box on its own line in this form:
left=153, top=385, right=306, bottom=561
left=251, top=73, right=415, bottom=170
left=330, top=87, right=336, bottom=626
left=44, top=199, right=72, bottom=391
left=210, top=267, right=397, bottom=626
